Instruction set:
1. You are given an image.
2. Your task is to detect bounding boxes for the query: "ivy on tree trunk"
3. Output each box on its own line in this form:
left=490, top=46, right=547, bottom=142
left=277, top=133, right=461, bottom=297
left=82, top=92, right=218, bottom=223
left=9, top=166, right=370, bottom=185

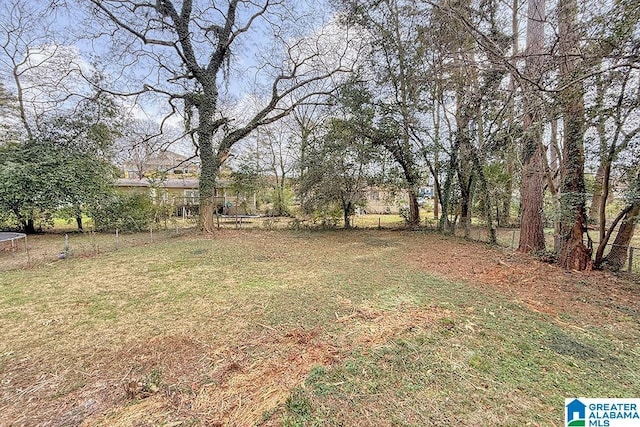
left=557, top=0, right=592, bottom=270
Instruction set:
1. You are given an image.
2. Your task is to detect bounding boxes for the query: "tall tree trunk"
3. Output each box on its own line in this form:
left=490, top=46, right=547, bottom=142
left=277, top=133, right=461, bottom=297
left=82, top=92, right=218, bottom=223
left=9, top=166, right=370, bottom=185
left=593, top=162, right=612, bottom=261
left=518, top=0, right=546, bottom=253
left=501, top=148, right=515, bottom=226
left=499, top=0, right=519, bottom=228
left=589, top=160, right=605, bottom=222
left=603, top=202, right=639, bottom=271
left=73, top=203, right=83, bottom=231
left=549, top=119, right=563, bottom=253
left=588, top=66, right=609, bottom=224
left=389, top=155, right=421, bottom=226
left=433, top=183, right=440, bottom=220
left=557, top=0, right=591, bottom=270
left=455, top=106, right=474, bottom=239
left=432, top=104, right=441, bottom=221
left=518, top=129, right=546, bottom=252
left=470, top=147, right=497, bottom=244
left=439, top=136, right=459, bottom=234
left=343, top=201, right=352, bottom=229
left=458, top=171, right=473, bottom=238
left=408, top=188, right=420, bottom=227
left=23, top=218, right=36, bottom=234
left=198, top=101, right=219, bottom=233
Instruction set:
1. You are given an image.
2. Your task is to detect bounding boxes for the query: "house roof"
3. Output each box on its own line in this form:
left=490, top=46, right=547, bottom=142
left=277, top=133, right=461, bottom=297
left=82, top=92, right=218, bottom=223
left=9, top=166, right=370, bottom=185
left=115, top=178, right=229, bottom=189
left=120, top=150, right=201, bottom=172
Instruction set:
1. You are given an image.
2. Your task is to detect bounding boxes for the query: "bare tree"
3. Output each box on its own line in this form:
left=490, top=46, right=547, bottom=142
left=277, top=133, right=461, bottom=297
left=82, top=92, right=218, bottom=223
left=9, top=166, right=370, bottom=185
left=590, top=66, right=640, bottom=267
left=260, top=121, right=298, bottom=216
left=86, top=0, right=355, bottom=231
left=1, top=0, right=90, bottom=139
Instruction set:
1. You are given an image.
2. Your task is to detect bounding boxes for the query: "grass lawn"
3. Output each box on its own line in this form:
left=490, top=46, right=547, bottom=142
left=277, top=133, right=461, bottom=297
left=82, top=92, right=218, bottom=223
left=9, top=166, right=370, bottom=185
left=0, top=229, right=639, bottom=426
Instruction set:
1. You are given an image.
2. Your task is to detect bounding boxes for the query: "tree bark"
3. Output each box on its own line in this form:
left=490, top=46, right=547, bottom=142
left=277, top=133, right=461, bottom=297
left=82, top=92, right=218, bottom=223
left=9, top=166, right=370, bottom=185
left=589, top=162, right=605, bottom=222
left=518, top=133, right=546, bottom=252
left=603, top=203, right=639, bottom=271
left=198, top=101, right=219, bottom=233
left=470, top=146, right=497, bottom=244
left=593, top=162, right=612, bottom=261
left=381, top=144, right=421, bottom=226
left=501, top=150, right=514, bottom=226
left=518, top=0, right=546, bottom=253
left=23, top=218, right=36, bottom=234
left=432, top=112, right=441, bottom=221
left=455, top=96, right=474, bottom=239
left=439, top=136, right=459, bottom=234
left=458, top=169, right=473, bottom=238
left=433, top=183, right=439, bottom=220
left=548, top=119, right=563, bottom=253
left=557, top=0, right=592, bottom=270
left=501, top=0, right=518, bottom=228
left=343, top=201, right=352, bottom=229
left=408, top=189, right=420, bottom=227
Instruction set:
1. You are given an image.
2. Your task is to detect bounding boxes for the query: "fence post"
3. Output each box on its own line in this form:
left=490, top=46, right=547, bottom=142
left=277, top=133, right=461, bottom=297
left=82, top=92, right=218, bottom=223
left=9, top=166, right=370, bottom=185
left=25, top=235, right=30, bottom=265
left=628, top=247, right=634, bottom=273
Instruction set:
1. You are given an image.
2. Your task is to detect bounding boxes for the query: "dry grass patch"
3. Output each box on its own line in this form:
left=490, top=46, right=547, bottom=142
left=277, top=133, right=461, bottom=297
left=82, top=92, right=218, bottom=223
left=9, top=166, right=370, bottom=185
left=1, top=229, right=639, bottom=426
left=0, top=230, right=449, bottom=426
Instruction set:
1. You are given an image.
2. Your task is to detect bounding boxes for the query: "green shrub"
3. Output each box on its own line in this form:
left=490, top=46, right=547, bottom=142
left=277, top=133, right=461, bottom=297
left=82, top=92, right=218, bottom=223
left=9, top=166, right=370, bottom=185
left=310, top=204, right=341, bottom=229
left=0, top=210, right=19, bottom=231
left=89, top=192, right=155, bottom=232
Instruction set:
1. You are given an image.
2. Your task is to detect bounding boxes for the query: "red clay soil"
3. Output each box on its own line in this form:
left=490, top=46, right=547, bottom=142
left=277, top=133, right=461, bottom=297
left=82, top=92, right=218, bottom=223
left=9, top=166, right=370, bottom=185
left=405, top=234, right=640, bottom=325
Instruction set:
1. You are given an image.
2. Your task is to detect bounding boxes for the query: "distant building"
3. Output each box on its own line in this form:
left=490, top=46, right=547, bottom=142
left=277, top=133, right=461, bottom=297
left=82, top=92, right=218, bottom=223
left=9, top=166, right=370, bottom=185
left=363, top=183, right=433, bottom=214
left=121, top=150, right=200, bottom=180
left=115, top=150, right=248, bottom=216
left=364, top=187, right=407, bottom=214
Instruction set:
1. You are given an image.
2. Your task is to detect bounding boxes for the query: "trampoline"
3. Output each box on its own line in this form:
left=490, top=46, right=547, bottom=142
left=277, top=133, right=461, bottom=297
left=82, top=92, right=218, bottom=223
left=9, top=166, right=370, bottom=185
left=0, top=232, right=27, bottom=252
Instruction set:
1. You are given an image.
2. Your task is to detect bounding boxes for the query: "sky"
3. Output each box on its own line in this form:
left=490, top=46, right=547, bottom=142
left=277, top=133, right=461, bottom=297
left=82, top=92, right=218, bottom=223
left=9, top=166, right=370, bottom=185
left=0, top=0, right=344, bottom=153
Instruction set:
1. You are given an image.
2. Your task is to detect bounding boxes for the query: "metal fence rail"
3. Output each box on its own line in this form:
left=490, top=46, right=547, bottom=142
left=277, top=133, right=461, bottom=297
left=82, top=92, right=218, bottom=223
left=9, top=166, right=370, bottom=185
left=2, top=216, right=639, bottom=275
left=472, top=227, right=639, bottom=274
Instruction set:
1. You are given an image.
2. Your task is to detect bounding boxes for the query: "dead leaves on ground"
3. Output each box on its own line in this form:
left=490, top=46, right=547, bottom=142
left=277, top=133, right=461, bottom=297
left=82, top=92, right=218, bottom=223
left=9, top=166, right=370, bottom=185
left=72, top=299, right=445, bottom=426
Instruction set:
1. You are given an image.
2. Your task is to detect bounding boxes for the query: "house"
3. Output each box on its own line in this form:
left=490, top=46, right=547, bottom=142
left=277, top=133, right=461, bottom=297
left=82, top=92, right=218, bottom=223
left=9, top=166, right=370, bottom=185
left=363, top=187, right=415, bottom=214
left=116, top=150, right=248, bottom=216
left=115, top=177, right=250, bottom=216
left=121, top=150, right=200, bottom=180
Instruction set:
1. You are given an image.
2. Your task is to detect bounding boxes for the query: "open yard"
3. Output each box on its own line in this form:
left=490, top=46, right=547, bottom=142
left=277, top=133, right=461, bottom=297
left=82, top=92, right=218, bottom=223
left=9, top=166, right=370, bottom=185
left=1, top=229, right=639, bottom=426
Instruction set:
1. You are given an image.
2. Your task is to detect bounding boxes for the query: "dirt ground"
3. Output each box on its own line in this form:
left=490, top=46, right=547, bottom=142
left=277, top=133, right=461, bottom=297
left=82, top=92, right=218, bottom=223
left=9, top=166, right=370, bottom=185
left=404, top=233, right=640, bottom=326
